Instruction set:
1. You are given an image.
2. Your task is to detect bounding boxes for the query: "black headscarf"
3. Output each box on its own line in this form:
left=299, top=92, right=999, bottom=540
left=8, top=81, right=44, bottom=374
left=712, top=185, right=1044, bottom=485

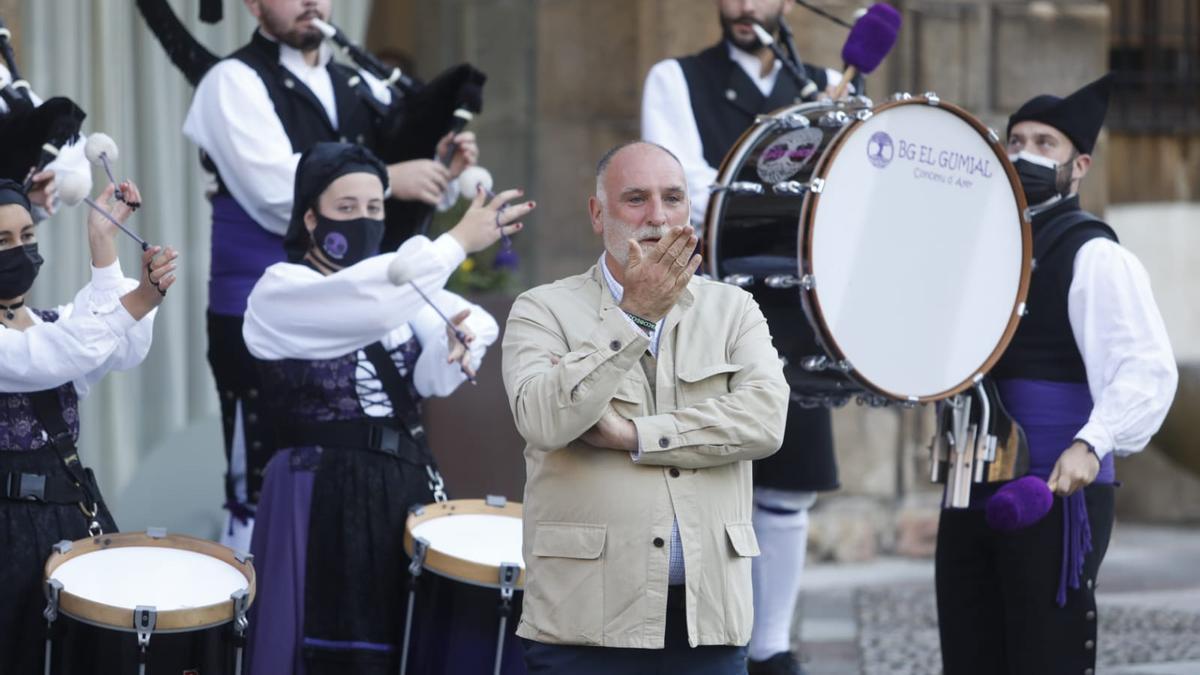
left=0, top=178, right=32, bottom=212
left=1006, top=74, right=1113, bottom=155
left=282, top=142, right=389, bottom=263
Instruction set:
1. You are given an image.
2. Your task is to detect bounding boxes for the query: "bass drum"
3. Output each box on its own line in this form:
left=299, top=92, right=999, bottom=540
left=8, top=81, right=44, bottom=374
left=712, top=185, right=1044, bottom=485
left=705, top=94, right=1031, bottom=405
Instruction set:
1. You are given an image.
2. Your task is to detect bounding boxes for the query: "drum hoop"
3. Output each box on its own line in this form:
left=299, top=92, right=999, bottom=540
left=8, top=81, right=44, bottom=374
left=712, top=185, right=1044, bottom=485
left=403, top=498, right=526, bottom=589
left=42, top=531, right=256, bottom=632
left=703, top=100, right=839, bottom=276
left=798, top=95, right=1032, bottom=402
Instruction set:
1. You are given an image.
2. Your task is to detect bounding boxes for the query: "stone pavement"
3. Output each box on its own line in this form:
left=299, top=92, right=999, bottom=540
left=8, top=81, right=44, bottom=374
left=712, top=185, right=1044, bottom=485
left=792, top=524, right=1200, bottom=674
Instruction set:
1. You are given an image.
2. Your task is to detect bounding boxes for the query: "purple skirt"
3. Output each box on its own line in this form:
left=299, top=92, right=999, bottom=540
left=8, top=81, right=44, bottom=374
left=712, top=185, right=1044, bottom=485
left=245, top=449, right=316, bottom=675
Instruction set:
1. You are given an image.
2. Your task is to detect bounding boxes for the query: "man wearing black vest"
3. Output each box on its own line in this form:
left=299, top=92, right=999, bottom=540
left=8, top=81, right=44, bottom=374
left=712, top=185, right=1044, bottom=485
left=641, top=2, right=845, bottom=673
left=935, top=74, right=1177, bottom=675
left=183, top=0, right=477, bottom=551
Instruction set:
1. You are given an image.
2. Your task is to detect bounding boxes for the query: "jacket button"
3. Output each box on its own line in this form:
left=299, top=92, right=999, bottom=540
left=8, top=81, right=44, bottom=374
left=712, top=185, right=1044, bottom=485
left=609, top=340, right=621, bottom=351
left=246, top=413, right=258, bottom=424
left=653, top=537, right=664, bottom=548
left=247, top=388, right=258, bottom=399
left=725, top=88, right=737, bottom=101
left=658, top=437, right=669, bottom=448
left=252, top=441, right=263, bottom=451
left=669, top=468, right=680, bottom=478
left=1084, top=640, right=1094, bottom=651
left=1085, top=610, right=1096, bottom=621
left=284, top=78, right=295, bottom=88
left=1084, top=670, right=1094, bottom=675
left=1085, top=578, right=1094, bottom=590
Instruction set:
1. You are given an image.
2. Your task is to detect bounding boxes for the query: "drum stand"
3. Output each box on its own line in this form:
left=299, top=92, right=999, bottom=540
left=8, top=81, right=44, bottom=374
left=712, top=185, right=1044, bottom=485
left=399, top=537, right=429, bottom=675
left=493, top=563, right=521, bottom=675
left=937, top=382, right=996, bottom=509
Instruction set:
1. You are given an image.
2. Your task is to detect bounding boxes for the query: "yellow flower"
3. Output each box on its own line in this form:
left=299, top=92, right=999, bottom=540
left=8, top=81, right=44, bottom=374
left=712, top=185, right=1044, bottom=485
left=460, top=257, right=477, bottom=273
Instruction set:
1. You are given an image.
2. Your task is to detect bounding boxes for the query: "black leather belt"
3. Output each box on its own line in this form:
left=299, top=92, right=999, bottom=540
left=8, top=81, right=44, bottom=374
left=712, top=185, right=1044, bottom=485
left=279, top=419, right=429, bottom=462
left=2, top=471, right=85, bottom=504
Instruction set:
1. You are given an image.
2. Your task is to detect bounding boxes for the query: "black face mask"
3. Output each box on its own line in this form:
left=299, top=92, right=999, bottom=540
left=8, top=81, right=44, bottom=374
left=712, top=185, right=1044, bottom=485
left=1011, top=151, right=1073, bottom=206
left=311, top=214, right=385, bottom=268
left=0, top=243, right=43, bottom=299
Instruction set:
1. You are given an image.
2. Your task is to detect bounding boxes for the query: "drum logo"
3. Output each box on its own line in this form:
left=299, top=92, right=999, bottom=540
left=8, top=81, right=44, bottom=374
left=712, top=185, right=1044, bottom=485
left=866, top=132, right=894, bottom=169
left=756, top=128, right=823, bottom=183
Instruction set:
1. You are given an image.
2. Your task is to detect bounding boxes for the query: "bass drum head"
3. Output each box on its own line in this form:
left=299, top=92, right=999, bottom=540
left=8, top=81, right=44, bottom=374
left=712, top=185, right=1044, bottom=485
left=802, top=97, right=1030, bottom=401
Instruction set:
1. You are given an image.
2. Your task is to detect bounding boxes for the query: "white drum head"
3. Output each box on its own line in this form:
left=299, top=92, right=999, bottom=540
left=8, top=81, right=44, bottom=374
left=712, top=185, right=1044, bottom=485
left=50, top=546, right=249, bottom=611
left=412, top=513, right=525, bottom=570
left=806, top=100, right=1027, bottom=400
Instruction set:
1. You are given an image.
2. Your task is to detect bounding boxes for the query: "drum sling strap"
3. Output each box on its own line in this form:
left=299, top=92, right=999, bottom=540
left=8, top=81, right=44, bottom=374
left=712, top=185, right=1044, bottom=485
left=9, top=390, right=106, bottom=535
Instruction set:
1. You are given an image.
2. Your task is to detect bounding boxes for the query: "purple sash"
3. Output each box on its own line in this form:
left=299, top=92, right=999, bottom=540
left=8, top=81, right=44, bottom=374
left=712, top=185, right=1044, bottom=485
left=997, top=378, right=1113, bottom=607
left=209, top=195, right=287, bottom=316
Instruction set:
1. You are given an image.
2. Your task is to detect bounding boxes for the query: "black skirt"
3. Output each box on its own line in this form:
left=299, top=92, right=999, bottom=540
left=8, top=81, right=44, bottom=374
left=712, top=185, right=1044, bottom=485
left=0, top=449, right=116, bottom=675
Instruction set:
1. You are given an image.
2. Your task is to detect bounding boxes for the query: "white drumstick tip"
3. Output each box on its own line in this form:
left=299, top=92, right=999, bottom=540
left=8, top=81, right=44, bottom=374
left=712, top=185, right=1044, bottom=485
left=84, top=132, right=119, bottom=165
left=457, top=166, right=494, bottom=199
left=387, top=257, right=415, bottom=286
left=57, top=171, right=90, bottom=207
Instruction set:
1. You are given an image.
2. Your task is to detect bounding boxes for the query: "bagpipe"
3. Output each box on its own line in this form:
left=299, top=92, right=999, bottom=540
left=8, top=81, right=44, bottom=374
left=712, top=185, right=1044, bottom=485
left=135, top=0, right=487, bottom=250
left=0, top=15, right=86, bottom=192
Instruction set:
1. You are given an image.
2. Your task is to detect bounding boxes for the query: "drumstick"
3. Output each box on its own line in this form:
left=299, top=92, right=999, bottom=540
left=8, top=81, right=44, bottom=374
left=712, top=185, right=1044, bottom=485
left=58, top=172, right=151, bottom=250
left=831, top=3, right=902, bottom=100
left=386, top=263, right=477, bottom=385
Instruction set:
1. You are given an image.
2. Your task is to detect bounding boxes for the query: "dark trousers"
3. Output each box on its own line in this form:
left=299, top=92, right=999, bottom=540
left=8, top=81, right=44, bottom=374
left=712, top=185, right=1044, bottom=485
left=522, top=586, right=748, bottom=675
left=207, top=311, right=276, bottom=508
left=936, top=484, right=1115, bottom=675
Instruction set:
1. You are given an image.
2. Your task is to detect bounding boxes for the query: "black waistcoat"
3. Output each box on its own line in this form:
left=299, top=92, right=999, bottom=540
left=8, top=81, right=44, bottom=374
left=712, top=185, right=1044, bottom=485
left=677, top=41, right=829, bottom=168
left=993, top=196, right=1118, bottom=383
left=209, top=31, right=384, bottom=194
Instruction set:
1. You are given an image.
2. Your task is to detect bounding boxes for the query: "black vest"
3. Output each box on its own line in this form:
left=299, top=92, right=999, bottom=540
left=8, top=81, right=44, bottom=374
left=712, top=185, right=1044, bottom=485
left=993, top=196, right=1119, bottom=383
left=208, top=31, right=385, bottom=193
left=677, top=42, right=829, bottom=168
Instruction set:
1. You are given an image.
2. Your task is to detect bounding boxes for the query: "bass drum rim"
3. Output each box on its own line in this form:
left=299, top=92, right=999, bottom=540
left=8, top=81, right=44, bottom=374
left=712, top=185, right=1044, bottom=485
left=43, top=530, right=256, bottom=633
left=797, top=95, right=1032, bottom=403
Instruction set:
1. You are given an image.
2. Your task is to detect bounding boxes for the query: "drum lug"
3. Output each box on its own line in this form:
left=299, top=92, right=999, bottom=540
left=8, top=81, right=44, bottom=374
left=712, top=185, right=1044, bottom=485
left=1017, top=302, right=1027, bottom=317
left=808, top=178, right=824, bottom=194
left=146, top=526, right=167, bottom=539
left=134, top=605, right=157, bottom=651
left=775, top=113, right=811, bottom=129
left=408, top=537, right=430, bottom=578
left=764, top=274, right=801, bottom=289
left=855, top=109, right=874, bottom=122
left=924, top=92, right=941, bottom=106
left=485, top=494, right=508, bottom=508
left=987, top=128, right=1001, bottom=144
left=890, top=91, right=913, bottom=101
left=851, top=94, right=875, bottom=108
left=43, top=578, right=62, bottom=624
left=498, top=562, right=521, bottom=604
left=234, top=549, right=254, bottom=565
left=721, top=274, right=754, bottom=288
left=799, top=274, right=816, bottom=290
left=230, top=588, right=250, bottom=637
left=710, top=181, right=765, bottom=195
left=819, top=110, right=850, bottom=128
left=52, top=540, right=72, bottom=555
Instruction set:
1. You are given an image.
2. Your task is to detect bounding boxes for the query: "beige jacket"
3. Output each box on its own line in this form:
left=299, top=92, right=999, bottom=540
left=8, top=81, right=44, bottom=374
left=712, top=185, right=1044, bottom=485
left=501, top=264, right=789, bottom=648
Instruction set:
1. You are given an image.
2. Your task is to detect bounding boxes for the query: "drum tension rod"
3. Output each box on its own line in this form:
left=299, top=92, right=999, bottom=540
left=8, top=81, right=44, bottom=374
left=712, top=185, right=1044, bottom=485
left=710, top=181, right=765, bottom=195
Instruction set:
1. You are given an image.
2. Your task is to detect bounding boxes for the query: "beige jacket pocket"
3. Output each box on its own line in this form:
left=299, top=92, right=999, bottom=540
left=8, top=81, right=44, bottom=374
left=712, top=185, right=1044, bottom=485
left=724, top=521, right=759, bottom=636
left=529, top=522, right=607, bottom=644
left=678, top=362, right=744, bottom=405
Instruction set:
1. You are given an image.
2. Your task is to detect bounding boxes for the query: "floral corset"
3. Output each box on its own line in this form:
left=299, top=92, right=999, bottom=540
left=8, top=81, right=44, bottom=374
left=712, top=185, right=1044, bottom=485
left=0, top=310, right=81, bottom=452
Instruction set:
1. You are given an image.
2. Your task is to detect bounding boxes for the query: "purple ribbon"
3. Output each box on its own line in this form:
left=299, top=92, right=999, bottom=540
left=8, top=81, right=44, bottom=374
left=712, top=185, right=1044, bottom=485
left=1057, top=490, right=1093, bottom=607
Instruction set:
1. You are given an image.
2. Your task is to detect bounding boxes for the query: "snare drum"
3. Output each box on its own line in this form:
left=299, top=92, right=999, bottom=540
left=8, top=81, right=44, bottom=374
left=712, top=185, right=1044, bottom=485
left=706, top=94, right=1030, bottom=405
left=43, top=530, right=255, bottom=675
left=401, top=497, right=526, bottom=675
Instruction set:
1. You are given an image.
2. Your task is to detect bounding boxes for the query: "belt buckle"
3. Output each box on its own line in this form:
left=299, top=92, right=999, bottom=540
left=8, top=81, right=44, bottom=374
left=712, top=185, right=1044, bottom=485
left=18, top=472, right=46, bottom=501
